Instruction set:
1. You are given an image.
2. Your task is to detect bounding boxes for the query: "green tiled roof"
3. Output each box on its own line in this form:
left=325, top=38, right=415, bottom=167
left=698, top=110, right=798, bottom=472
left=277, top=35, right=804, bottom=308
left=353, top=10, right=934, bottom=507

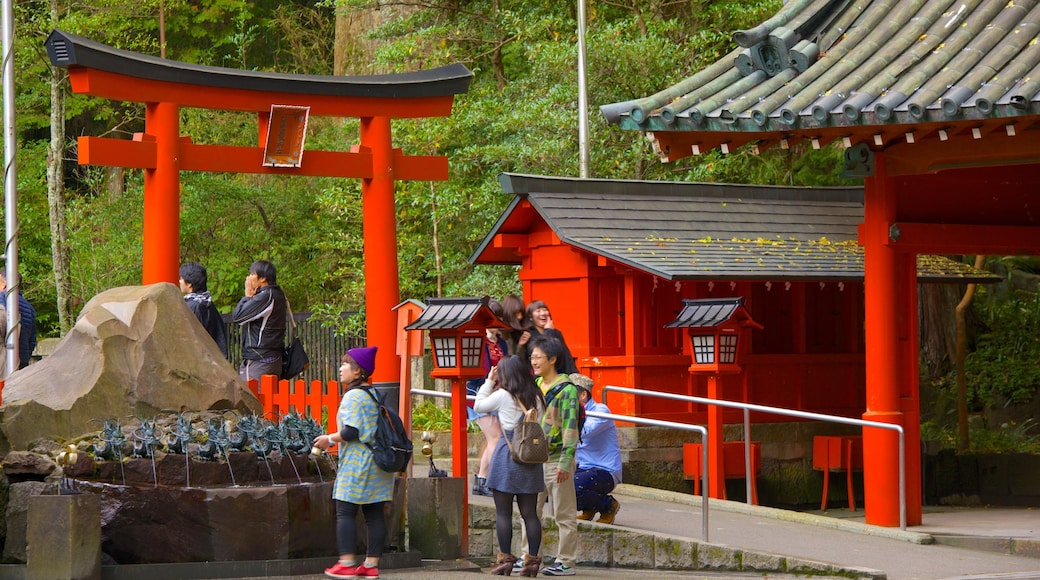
left=603, top=1, right=1040, bottom=152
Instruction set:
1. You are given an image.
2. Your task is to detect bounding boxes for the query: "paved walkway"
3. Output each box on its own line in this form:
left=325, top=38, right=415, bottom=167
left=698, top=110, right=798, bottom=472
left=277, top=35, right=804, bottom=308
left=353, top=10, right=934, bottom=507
left=597, top=485, right=1039, bottom=580
left=236, top=484, right=1039, bottom=580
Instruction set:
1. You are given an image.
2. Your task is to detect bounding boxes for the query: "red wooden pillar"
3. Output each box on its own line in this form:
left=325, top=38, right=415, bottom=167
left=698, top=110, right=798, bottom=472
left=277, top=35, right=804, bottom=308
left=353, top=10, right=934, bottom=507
left=142, top=102, right=181, bottom=285
left=451, top=377, right=470, bottom=554
left=898, top=244, right=924, bottom=525
left=360, top=116, right=401, bottom=383
left=706, top=374, right=725, bottom=498
left=861, top=153, right=908, bottom=527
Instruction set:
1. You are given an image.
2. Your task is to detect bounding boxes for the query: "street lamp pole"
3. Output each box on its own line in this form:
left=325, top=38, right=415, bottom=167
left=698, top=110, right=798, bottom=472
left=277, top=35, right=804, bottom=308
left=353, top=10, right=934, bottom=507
left=2, top=0, right=21, bottom=376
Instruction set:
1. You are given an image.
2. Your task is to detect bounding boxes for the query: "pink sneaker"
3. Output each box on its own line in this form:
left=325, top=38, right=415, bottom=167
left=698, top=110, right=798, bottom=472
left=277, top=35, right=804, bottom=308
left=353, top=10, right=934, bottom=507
left=324, top=562, right=360, bottom=578
left=354, top=564, right=380, bottom=577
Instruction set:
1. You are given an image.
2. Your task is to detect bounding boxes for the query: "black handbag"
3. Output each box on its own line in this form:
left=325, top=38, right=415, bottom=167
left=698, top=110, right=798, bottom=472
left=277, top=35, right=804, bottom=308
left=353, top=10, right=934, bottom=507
left=281, top=301, right=310, bottom=380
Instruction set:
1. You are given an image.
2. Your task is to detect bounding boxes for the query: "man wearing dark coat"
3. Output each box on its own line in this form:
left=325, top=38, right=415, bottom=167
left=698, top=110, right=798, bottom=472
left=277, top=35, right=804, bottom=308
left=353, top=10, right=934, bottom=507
left=231, top=260, right=287, bottom=382
left=179, top=261, right=229, bottom=358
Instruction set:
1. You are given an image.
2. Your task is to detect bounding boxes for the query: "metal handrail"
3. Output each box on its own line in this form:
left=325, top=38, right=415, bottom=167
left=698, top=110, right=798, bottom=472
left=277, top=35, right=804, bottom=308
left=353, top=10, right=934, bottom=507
left=602, top=385, right=906, bottom=530
left=411, top=387, right=712, bottom=541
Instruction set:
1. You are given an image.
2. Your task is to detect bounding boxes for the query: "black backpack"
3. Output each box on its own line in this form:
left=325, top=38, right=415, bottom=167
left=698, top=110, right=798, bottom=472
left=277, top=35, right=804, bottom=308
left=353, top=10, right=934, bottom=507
left=362, top=388, right=414, bottom=473
left=544, top=380, right=587, bottom=443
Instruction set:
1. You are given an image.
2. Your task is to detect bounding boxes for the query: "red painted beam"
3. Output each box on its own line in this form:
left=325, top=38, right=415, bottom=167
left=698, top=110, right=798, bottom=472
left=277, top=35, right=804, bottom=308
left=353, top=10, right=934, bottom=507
left=886, top=222, right=1040, bottom=255
left=69, top=68, right=459, bottom=118
left=78, top=137, right=451, bottom=181
left=79, top=136, right=156, bottom=169
left=180, top=144, right=374, bottom=177
left=392, top=150, right=450, bottom=181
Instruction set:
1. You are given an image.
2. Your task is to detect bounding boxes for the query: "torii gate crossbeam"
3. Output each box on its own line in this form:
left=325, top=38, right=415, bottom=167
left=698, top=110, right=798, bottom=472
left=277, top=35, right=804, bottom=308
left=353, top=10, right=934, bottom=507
left=46, top=30, right=473, bottom=382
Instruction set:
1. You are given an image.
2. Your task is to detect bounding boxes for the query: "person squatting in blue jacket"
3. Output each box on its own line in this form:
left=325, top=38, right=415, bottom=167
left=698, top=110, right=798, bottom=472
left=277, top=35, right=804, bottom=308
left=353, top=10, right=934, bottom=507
left=571, top=373, right=623, bottom=524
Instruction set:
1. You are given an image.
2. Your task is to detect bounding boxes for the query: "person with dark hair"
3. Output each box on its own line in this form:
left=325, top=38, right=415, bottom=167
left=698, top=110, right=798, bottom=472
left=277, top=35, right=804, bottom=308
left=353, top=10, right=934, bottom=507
left=231, top=260, right=286, bottom=382
left=526, top=299, right=578, bottom=374
left=467, top=298, right=509, bottom=497
left=517, top=335, right=581, bottom=576
left=0, top=268, right=35, bottom=369
left=312, top=345, right=392, bottom=579
left=474, top=355, right=546, bottom=576
left=179, top=261, right=229, bottom=358
left=500, top=294, right=530, bottom=356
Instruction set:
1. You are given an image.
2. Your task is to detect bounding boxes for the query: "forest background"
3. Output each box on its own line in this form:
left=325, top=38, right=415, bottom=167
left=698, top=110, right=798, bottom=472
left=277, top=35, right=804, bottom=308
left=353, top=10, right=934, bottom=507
left=4, top=0, right=1039, bottom=450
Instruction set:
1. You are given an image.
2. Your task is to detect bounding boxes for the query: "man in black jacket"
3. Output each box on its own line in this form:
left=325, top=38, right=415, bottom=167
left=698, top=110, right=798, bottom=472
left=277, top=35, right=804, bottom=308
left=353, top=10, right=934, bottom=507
left=231, top=260, right=286, bottom=382
left=179, top=261, right=229, bottom=358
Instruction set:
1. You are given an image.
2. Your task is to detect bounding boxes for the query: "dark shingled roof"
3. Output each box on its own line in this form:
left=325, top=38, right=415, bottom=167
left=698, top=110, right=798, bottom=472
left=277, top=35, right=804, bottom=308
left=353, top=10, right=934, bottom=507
left=471, top=174, right=999, bottom=283
left=404, top=297, right=493, bottom=331
left=664, top=297, right=747, bottom=329
left=602, top=0, right=1040, bottom=156
left=46, top=29, right=473, bottom=99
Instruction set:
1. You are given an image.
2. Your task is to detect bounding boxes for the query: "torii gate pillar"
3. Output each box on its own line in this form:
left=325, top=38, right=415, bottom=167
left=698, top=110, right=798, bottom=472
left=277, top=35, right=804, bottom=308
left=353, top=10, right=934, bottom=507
left=360, top=116, right=401, bottom=380
left=142, top=102, right=182, bottom=285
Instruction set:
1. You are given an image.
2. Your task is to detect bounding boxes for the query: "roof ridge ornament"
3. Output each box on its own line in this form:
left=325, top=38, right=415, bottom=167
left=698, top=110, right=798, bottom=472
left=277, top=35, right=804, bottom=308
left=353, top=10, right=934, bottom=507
left=737, top=27, right=819, bottom=79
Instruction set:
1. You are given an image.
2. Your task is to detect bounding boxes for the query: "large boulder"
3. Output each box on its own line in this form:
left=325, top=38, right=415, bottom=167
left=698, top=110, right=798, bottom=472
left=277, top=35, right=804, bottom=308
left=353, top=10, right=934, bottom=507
left=0, top=283, right=260, bottom=452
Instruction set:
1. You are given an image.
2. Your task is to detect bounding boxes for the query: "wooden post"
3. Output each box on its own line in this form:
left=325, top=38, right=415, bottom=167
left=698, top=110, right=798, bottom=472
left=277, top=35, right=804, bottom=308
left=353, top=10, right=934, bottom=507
left=862, top=153, right=905, bottom=527
left=706, top=374, right=726, bottom=499
left=450, top=377, right=470, bottom=554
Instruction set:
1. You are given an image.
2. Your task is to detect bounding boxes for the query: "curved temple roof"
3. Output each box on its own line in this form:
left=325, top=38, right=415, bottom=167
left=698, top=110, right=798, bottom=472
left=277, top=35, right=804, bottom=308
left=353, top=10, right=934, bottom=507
left=46, top=29, right=473, bottom=100
left=603, top=0, right=1040, bottom=155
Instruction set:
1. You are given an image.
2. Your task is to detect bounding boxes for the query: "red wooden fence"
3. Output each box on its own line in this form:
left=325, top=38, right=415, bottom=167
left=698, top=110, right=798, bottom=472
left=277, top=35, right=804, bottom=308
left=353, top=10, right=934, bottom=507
left=247, top=374, right=342, bottom=429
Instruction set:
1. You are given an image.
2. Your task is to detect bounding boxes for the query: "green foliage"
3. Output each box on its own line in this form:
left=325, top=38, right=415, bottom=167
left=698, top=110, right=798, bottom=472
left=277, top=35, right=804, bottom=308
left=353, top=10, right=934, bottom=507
left=965, top=291, right=1040, bottom=405
left=11, top=0, right=840, bottom=335
left=922, top=417, right=1040, bottom=454
left=411, top=400, right=453, bottom=432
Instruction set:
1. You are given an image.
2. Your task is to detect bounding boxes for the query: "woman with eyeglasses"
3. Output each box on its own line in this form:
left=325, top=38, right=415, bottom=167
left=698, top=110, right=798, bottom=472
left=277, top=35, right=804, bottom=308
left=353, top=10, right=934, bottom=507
left=515, top=336, right=582, bottom=576
left=473, top=355, right=546, bottom=576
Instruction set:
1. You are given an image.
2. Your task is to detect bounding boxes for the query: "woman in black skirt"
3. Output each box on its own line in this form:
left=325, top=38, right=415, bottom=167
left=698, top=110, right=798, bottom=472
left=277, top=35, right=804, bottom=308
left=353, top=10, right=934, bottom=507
left=474, top=355, right=546, bottom=576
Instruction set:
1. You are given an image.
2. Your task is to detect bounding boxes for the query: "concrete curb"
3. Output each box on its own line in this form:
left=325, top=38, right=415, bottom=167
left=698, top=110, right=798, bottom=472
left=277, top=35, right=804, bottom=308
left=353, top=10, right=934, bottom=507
left=468, top=501, right=886, bottom=579
left=614, top=483, right=935, bottom=545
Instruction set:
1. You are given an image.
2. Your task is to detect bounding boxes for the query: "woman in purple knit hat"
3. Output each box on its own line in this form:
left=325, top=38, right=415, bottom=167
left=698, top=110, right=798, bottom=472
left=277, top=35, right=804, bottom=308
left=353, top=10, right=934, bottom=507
left=312, top=345, right=391, bottom=579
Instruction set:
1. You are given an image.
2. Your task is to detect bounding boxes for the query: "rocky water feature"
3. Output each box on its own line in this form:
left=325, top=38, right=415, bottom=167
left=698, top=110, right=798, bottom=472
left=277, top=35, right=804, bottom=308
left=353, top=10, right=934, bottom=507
left=0, top=284, right=344, bottom=565
left=3, top=410, right=343, bottom=564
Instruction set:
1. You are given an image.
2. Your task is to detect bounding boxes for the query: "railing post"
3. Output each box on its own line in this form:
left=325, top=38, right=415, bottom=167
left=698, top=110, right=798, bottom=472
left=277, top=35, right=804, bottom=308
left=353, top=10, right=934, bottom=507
left=601, top=384, right=907, bottom=530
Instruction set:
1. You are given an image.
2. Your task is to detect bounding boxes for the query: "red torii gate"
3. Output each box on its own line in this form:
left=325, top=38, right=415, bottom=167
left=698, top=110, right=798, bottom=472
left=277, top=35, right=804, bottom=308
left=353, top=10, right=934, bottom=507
left=45, top=30, right=472, bottom=381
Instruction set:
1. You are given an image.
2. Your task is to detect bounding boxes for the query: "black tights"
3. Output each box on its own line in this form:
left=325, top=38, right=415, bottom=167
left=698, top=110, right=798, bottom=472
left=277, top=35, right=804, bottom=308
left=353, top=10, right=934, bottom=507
left=335, top=500, right=387, bottom=558
left=493, top=490, right=541, bottom=556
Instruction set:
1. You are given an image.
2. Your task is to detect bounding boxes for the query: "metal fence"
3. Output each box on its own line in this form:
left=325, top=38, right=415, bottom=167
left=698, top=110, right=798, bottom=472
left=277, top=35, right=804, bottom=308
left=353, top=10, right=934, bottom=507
left=225, top=311, right=366, bottom=384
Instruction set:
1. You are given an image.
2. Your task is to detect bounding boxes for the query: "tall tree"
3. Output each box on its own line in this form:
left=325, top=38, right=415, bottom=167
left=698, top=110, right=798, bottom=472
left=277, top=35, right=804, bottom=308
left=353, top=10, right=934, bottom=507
left=47, top=0, right=73, bottom=332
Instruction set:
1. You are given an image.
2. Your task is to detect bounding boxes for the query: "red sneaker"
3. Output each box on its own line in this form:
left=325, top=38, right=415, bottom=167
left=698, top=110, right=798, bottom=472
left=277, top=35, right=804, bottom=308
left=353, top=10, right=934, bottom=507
left=324, top=562, right=360, bottom=578
left=354, top=564, right=380, bottom=577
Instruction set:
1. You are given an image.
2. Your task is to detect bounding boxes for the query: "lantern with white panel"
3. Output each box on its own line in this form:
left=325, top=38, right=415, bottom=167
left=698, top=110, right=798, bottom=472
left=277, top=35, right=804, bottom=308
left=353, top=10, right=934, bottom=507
left=666, top=296, right=762, bottom=500
left=404, top=296, right=510, bottom=505
left=666, top=297, right=761, bottom=374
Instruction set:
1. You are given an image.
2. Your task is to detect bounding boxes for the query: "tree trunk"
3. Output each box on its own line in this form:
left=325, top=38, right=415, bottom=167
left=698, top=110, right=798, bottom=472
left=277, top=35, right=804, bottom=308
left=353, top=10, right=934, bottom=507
left=955, top=255, right=986, bottom=452
left=919, top=283, right=960, bottom=381
left=334, top=5, right=387, bottom=75
left=429, top=182, right=442, bottom=297
left=47, top=0, right=74, bottom=333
